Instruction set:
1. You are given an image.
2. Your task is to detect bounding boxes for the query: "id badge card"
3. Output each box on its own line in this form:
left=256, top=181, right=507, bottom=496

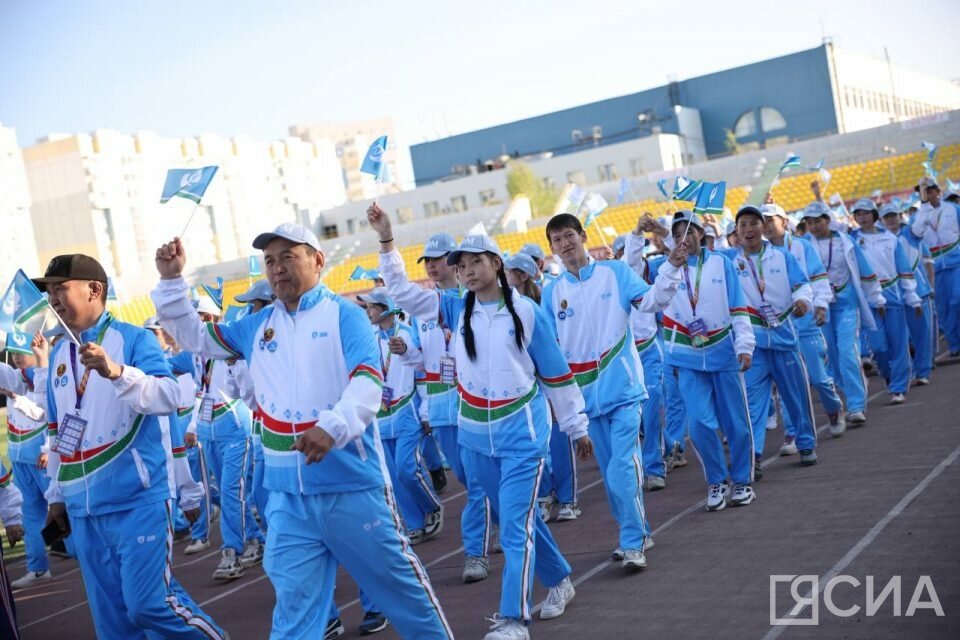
left=200, top=396, right=215, bottom=423
left=381, top=386, right=394, bottom=406
left=439, top=356, right=457, bottom=386
left=53, top=413, right=88, bottom=457
left=759, top=304, right=780, bottom=328
left=688, top=318, right=708, bottom=347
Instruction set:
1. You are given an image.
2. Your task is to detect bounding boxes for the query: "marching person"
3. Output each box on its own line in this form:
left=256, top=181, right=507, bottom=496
left=850, top=198, right=922, bottom=404
left=760, top=203, right=846, bottom=441
left=36, top=253, right=224, bottom=639
left=371, top=203, right=593, bottom=640
left=0, top=333, right=58, bottom=590
left=651, top=211, right=756, bottom=511
left=153, top=225, right=453, bottom=639
left=803, top=202, right=885, bottom=424
left=912, top=178, right=960, bottom=356
left=542, top=213, right=686, bottom=562
left=729, top=205, right=817, bottom=470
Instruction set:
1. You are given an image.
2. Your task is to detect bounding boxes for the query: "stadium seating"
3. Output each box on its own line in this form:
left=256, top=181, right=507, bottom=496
left=113, top=144, right=959, bottom=328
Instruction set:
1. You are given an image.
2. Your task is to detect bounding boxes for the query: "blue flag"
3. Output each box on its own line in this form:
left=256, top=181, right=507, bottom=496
left=779, top=154, right=802, bottom=173
left=922, top=161, right=938, bottom=179
left=656, top=178, right=670, bottom=199
left=583, top=193, right=608, bottom=226
left=673, top=176, right=703, bottom=202
left=4, top=330, right=33, bottom=356
left=360, top=136, right=388, bottom=179
left=200, top=277, right=224, bottom=310
left=160, top=166, right=219, bottom=204
left=947, top=179, right=960, bottom=193
left=107, top=277, right=119, bottom=302
left=248, top=255, right=262, bottom=277
left=692, top=181, right=726, bottom=215
left=921, top=141, right=937, bottom=160
left=349, top=266, right=381, bottom=282
left=616, top=177, right=631, bottom=204
left=223, top=304, right=250, bottom=323
left=807, top=158, right=825, bottom=172
left=0, top=270, right=49, bottom=333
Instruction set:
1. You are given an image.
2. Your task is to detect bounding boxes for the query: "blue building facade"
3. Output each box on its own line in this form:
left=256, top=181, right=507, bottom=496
left=411, top=45, right=839, bottom=185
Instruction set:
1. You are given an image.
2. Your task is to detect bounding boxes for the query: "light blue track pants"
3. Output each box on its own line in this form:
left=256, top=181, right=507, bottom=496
left=783, top=331, right=843, bottom=437
left=538, top=421, right=578, bottom=504
left=433, top=425, right=491, bottom=558
left=823, top=291, right=868, bottom=413
left=637, top=342, right=666, bottom=479
left=935, top=266, right=960, bottom=353
left=12, top=462, right=51, bottom=573
left=744, top=347, right=817, bottom=454
left=867, top=305, right=912, bottom=395
left=381, top=432, right=442, bottom=531
left=202, top=436, right=261, bottom=552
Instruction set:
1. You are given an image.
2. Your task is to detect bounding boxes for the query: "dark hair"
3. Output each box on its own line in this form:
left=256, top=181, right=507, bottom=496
left=514, top=274, right=541, bottom=305
left=371, top=303, right=406, bottom=323
left=545, top=213, right=584, bottom=241
left=462, top=255, right=525, bottom=361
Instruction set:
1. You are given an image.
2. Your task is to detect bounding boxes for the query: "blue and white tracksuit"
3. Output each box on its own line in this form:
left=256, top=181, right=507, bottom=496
left=652, top=249, right=756, bottom=487
left=725, top=243, right=817, bottom=456
left=623, top=233, right=669, bottom=480
left=153, top=279, right=452, bottom=640
left=851, top=227, right=922, bottom=395
left=542, top=257, right=681, bottom=551
left=773, top=235, right=844, bottom=438
left=169, top=353, right=260, bottom=554
left=380, top=249, right=589, bottom=622
left=0, top=364, right=53, bottom=574
left=0, top=462, right=23, bottom=639
left=912, top=200, right=960, bottom=353
left=44, top=312, right=224, bottom=640
left=897, top=225, right=935, bottom=379
left=409, top=287, right=492, bottom=559
left=810, top=232, right=885, bottom=413
left=375, top=321, right=442, bottom=532
left=166, top=373, right=205, bottom=535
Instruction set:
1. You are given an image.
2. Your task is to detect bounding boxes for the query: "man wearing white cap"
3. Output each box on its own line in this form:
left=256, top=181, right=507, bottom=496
left=802, top=202, right=885, bottom=424
left=153, top=224, right=452, bottom=639
left=761, top=203, right=846, bottom=441
left=912, top=178, right=960, bottom=356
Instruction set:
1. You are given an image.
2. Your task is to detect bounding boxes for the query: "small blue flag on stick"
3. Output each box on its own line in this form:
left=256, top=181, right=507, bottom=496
left=360, top=136, right=389, bottom=179
left=692, top=181, right=727, bottom=215
left=200, top=277, right=224, bottom=310
left=160, top=166, right=219, bottom=204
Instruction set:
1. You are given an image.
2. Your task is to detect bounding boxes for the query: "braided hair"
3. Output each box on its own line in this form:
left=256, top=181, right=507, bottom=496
left=462, top=255, right=526, bottom=362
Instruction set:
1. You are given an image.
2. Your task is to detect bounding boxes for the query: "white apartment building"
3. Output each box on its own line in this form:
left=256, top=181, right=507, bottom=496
left=0, top=124, right=39, bottom=285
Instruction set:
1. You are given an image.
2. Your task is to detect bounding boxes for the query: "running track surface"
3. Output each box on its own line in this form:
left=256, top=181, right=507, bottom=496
left=10, top=349, right=960, bottom=639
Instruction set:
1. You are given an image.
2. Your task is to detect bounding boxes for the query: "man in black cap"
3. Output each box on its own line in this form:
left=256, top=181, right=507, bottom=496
left=36, top=254, right=225, bottom=639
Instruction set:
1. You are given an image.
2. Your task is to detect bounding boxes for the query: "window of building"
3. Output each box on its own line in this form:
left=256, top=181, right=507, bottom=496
left=321, top=224, right=338, bottom=239
left=733, top=110, right=757, bottom=137
left=566, top=170, right=586, bottom=185
left=396, top=206, right=413, bottom=223
left=346, top=219, right=355, bottom=235
left=759, top=107, right=787, bottom=132
left=479, top=189, right=496, bottom=205
left=629, top=158, right=645, bottom=176
left=451, top=195, right=468, bottom=212
left=597, top=163, right=618, bottom=182
left=423, top=201, right=440, bottom=217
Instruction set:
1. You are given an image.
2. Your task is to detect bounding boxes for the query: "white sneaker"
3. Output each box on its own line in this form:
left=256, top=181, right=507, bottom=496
left=184, top=539, right=210, bottom=555
left=612, top=548, right=624, bottom=561
left=212, top=549, right=245, bottom=581
left=730, top=484, right=756, bottom=507
left=462, top=556, right=489, bottom=583
left=645, top=475, right=666, bottom=491
left=239, top=539, right=264, bottom=567
left=765, top=414, right=778, bottom=430
left=555, top=503, right=581, bottom=521
left=643, top=537, right=655, bottom=552
left=890, top=393, right=906, bottom=405
left=847, top=411, right=866, bottom=425
left=828, top=412, right=846, bottom=438
left=210, top=504, right=220, bottom=523
left=539, top=577, right=575, bottom=620
left=914, top=377, right=930, bottom=386
left=706, top=482, right=729, bottom=511
left=484, top=615, right=528, bottom=640
left=779, top=436, right=798, bottom=456
left=537, top=496, right=555, bottom=523
left=424, top=505, right=444, bottom=540
left=621, top=548, right=647, bottom=571
left=11, top=570, right=52, bottom=590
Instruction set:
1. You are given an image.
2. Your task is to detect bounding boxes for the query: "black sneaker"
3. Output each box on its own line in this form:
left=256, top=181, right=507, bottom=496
left=430, top=468, right=448, bottom=494
left=754, top=454, right=764, bottom=481
left=324, top=617, right=345, bottom=640
left=359, top=611, right=389, bottom=636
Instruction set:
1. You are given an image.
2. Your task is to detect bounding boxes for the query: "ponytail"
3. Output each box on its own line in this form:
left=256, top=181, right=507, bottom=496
left=461, top=256, right=526, bottom=362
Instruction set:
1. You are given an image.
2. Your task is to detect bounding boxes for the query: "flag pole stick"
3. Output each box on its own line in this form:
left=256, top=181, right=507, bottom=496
left=592, top=218, right=611, bottom=250
left=178, top=201, right=202, bottom=239
left=45, top=307, right=81, bottom=346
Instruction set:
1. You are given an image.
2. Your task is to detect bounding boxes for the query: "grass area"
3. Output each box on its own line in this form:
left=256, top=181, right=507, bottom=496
left=0, top=406, right=26, bottom=562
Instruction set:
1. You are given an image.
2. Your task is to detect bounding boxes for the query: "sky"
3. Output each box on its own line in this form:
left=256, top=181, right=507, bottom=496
left=1, top=0, right=958, bottom=148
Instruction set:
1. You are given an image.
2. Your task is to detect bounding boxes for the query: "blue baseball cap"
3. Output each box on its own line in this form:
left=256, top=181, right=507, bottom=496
left=801, top=201, right=832, bottom=219
left=447, top=235, right=502, bottom=265
left=235, top=279, right=275, bottom=303
left=142, top=316, right=162, bottom=330
left=879, top=203, right=902, bottom=218
left=519, top=243, right=546, bottom=261
left=852, top=198, right=879, bottom=214
left=418, top=233, right=458, bottom=263
left=504, top=253, right=538, bottom=278
left=252, top=222, right=322, bottom=252
left=670, top=209, right=703, bottom=232
left=612, top=235, right=626, bottom=255
left=356, top=287, right=394, bottom=308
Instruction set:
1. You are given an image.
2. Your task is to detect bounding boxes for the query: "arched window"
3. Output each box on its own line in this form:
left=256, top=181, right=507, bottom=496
left=733, top=110, right=757, bottom=138
left=760, top=107, right=787, bottom=132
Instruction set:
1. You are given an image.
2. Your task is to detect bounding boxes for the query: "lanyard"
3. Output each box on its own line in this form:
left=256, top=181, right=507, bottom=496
left=682, top=252, right=705, bottom=315
left=379, top=323, right=401, bottom=377
left=200, top=359, right=214, bottom=395
left=744, top=244, right=767, bottom=300
left=818, top=236, right=834, bottom=272
left=68, top=316, right=113, bottom=411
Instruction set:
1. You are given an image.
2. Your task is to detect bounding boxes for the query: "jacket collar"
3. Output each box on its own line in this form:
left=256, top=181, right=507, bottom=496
left=79, top=311, right=113, bottom=343
left=274, top=281, right=329, bottom=316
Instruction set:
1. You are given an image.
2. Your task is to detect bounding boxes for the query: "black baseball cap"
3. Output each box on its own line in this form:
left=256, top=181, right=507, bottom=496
left=32, top=254, right=108, bottom=288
